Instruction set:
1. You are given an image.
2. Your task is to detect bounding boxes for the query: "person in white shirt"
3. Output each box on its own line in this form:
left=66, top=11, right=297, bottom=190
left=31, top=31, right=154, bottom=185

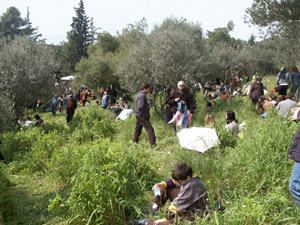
left=276, top=93, right=297, bottom=117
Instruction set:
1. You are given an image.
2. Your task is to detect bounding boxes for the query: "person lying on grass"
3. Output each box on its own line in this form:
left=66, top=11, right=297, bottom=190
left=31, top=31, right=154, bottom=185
left=146, top=163, right=208, bottom=225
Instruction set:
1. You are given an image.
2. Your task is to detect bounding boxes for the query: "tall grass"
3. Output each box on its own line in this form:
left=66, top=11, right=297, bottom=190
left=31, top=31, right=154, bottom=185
left=1, top=76, right=300, bottom=224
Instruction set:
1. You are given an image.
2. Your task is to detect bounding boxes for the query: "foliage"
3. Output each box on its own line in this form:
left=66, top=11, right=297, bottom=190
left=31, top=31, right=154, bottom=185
left=66, top=0, right=94, bottom=73
left=74, top=33, right=120, bottom=90
left=0, top=6, right=40, bottom=40
left=0, top=165, right=12, bottom=224
left=206, top=21, right=237, bottom=46
left=49, top=140, right=157, bottom=224
left=97, top=32, right=120, bottom=54
left=245, top=0, right=300, bottom=65
left=69, top=106, right=116, bottom=142
left=0, top=36, right=57, bottom=130
left=117, top=17, right=205, bottom=92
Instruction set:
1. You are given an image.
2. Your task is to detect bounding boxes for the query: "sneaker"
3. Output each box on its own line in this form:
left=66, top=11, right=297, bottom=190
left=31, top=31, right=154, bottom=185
left=149, top=203, right=159, bottom=215
left=129, top=218, right=150, bottom=225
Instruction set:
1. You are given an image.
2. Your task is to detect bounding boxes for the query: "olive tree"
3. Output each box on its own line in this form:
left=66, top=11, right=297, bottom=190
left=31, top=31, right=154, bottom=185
left=245, top=0, right=300, bottom=65
left=117, top=17, right=206, bottom=91
left=117, top=17, right=207, bottom=112
left=0, top=36, right=57, bottom=129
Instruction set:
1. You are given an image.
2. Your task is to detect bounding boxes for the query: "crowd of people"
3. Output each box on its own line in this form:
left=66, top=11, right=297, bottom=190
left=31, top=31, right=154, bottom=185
left=9, top=66, right=300, bottom=224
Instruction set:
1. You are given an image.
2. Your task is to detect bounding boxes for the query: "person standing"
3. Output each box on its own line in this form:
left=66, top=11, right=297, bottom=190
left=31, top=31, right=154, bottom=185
left=101, top=91, right=110, bottom=109
left=51, top=94, right=58, bottom=117
left=277, top=67, right=290, bottom=96
left=80, top=89, right=88, bottom=106
left=167, top=81, right=195, bottom=116
left=66, top=95, right=77, bottom=124
left=166, top=81, right=194, bottom=133
left=288, top=124, right=300, bottom=208
left=249, top=77, right=264, bottom=104
left=164, top=87, right=174, bottom=124
left=290, top=66, right=300, bottom=95
left=133, top=83, right=156, bottom=147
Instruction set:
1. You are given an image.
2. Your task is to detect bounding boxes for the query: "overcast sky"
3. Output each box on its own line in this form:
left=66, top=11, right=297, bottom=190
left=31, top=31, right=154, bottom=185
left=1, top=0, right=264, bottom=45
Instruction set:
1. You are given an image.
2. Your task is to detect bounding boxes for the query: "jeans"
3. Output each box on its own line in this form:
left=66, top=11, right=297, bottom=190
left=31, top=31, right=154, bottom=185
left=290, top=83, right=300, bottom=94
left=289, top=161, right=300, bottom=207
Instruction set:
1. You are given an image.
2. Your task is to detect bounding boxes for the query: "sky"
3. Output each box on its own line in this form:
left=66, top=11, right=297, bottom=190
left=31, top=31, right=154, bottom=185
left=1, top=0, right=264, bottom=45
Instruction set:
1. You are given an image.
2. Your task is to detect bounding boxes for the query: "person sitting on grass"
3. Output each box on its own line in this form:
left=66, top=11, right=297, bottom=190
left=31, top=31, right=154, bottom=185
left=34, top=114, right=44, bottom=127
left=268, top=93, right=278, bottom=106
left=257, top=96, right=273, bottom=118
left=168, top=101, right=192, bottom=132
left=205, top=101, right=216, bottom=126
left=276, top=93, right=297, bottom=118
left=225, top=110, right=239, bottom=135
left=205, top=114, right=216, bottom=126
left=146, top=163, right=208, bottom=225
left=21, top=116, right=34, bottom=130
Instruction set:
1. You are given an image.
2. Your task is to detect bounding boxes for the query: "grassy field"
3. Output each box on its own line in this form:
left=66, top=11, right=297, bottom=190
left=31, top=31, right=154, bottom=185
left=1, top=76, right=300, bottom=224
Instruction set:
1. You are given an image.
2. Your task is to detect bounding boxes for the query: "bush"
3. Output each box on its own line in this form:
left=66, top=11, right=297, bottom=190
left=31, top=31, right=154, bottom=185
left=0, top=164, right=12, bottom=223
left=49, top=139, right=158, bottom=224
left=69, top=106, right=116, bottom=143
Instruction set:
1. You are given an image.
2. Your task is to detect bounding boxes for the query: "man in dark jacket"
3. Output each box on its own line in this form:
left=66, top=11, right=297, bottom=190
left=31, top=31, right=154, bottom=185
left=288, top=126, right=300, bottom=207
left=167, top=81, right=195, bottom=115
left=133, top=83, right=156, bottom=147
left=249, top=77, right=264, bottom=104
left=66, top=95, right=77, bottom=124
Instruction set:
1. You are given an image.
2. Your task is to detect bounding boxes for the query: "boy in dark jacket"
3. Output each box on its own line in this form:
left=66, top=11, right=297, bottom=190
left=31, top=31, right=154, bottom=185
left=147, top=163, right=208, bottom=225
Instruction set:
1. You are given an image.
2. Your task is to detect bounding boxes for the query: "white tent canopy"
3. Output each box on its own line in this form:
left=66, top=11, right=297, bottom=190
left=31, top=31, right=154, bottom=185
left=177, top=127, right=219, bottom=153
left=61, top=75, right=75, bottom=81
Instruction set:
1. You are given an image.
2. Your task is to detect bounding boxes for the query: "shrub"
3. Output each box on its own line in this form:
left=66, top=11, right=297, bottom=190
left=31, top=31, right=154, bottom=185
left=69, top=107, right=116, bottom=143
left=0, top=164, right=12, bottom=223
left=49, top=139, right=158, bottom=224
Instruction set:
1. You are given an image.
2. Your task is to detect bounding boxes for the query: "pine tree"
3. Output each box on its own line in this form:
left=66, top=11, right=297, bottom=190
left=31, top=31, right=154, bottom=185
left=66, top=0, right=92, bottom=72
left=0, top=6, right=40, bottom=40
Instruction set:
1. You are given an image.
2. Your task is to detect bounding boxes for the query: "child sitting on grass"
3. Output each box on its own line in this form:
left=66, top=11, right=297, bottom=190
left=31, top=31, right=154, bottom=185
left=146, top=163, right=208, bottom=225
left=225, top=110, right=239, bottom=135
left=168, top=101, right=192, bottom=131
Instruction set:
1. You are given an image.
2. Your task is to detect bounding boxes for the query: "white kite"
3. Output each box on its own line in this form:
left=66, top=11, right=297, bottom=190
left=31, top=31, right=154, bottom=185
left=117, top=109, right=134, bottom=121
left=177, top=127, right=219, bottom=153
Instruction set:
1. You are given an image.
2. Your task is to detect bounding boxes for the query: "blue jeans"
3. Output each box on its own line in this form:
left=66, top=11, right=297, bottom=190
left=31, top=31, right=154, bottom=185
left=290, top=83, right=300, bottom=94
left=289, top=161, right=300, bottom=207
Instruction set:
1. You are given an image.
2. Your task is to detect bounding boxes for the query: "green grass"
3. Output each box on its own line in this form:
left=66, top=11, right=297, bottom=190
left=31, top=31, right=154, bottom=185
left=1, top=76, right=300, bottom=224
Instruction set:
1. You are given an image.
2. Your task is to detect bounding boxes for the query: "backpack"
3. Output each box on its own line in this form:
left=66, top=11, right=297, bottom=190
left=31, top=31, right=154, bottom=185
left=67, top=100, right=74, bottom=109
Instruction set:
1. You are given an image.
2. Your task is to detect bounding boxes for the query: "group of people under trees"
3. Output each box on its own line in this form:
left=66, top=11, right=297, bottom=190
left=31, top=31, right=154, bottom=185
left=131, top=66, right=300, bottom=224
left=10, top=66, right=300, bottom=224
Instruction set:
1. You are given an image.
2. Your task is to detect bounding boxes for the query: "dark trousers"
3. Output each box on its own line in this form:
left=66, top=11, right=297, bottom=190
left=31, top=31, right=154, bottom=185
left=66, top=110, right=74, bottom=124
left=133, top=116, right=156, bottom=146
left=154, top=187, right=180, bottom=207
left=278, top=85, right=288, bottom=96
left=165, top=111, right=173, bottom=124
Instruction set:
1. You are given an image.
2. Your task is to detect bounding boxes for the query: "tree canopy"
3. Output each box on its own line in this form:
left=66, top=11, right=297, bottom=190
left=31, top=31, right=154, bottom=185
left=65, top=0, right=94, bottom=73
left=0, top=36, right=57, bottom=129
left=0, top=6, right=40, bottom=40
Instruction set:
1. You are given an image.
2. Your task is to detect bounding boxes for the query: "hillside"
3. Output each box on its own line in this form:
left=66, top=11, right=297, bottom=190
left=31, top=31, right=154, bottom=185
left=1, top=77, right=300, bottom=224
